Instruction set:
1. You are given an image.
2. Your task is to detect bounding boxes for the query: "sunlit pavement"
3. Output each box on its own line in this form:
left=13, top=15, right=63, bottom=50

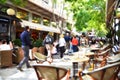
left=0, top=54, right=72, bottom=80
left=0, top=62, right=38, bottom=80
left=0, top=54, right=120, bottom=80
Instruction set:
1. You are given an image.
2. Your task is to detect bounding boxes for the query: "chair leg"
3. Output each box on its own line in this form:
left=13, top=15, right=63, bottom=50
left=100, top=59, right=107, bottom=67
left=78, top=70, right=83, bottom=80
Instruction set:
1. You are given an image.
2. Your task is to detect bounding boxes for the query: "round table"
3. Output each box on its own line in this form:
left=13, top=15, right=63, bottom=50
left=70, top=56, right=89, bottom=78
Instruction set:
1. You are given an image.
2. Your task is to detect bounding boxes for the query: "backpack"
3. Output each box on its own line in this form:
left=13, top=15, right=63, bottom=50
left=44, top=36, right=53, bottom=44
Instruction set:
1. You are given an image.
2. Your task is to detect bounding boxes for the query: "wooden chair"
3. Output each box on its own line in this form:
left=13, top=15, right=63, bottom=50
left=32, top=64, right=70, bottom=80
left=78, top=61, right=120, bottom=80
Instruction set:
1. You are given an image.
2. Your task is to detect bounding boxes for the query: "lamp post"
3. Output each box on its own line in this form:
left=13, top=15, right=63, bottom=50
left=6, top=8, right=15, bottom=41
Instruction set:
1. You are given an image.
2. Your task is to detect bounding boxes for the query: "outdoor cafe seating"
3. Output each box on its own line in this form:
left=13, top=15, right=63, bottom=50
left=31, top=43, right=120, bottom=80
left=107, top=53, right=120, bottom=64
left=33, top=52, right=53, bottom=64
left=78, top=61, right=120, bottom=80
left=33, top=52, right=47, bottom=63
left=93, top=48, right=111, bottom=67
left=32, top=64, right=70, bottom=80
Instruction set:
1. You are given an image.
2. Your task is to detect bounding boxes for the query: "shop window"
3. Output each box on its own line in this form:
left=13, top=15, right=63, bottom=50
left=16, top=9, right=28, bottom=20
left=0, top=23, right=8, bottom=40
left=0, top=24, right=8, bottom=33
left=43, top=18, right=50, bottom=26
left=51, top=22, right=57, bottom=27
left=32, top=14, right=41, bottom=24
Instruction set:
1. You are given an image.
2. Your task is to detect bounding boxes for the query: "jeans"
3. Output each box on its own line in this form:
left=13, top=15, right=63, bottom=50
left=18, top=46, right=30, bottom=68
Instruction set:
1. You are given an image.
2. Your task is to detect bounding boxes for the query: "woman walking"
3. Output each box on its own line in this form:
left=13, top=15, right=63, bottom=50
left=58, top=34, right=66, bottom=58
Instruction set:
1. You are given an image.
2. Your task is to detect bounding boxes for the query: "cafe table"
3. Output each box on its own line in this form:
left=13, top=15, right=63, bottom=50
left=63, top=52, right=89, bottom=78
left=50, top=51, right=90, bottom=79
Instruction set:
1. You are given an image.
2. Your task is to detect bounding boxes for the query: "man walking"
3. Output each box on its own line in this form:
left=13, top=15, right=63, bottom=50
left=17, top=26, right=31, bottom=71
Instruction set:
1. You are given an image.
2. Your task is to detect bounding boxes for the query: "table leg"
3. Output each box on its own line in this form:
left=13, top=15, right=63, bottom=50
left=73, top=62, right=78, bottom=79
left=83, top=62, right=86, bottom=70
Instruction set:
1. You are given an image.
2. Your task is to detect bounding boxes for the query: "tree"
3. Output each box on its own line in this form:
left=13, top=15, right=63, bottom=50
left=51, top=0, right=65, bottom=33
left=65, top=0, right=107, bottom=37
left=0, top=0, right=26, bottom=7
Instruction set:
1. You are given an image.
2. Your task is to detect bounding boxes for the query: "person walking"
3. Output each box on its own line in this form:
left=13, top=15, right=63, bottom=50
left=64, top=33, right=71, bottom=53
left=58, top=34, right=66, bottom=58
left=72, top=35, right=78, bottom=52
left=17, top=26, right=31, bottom=71
left=43, top=32, right=54, bottom=62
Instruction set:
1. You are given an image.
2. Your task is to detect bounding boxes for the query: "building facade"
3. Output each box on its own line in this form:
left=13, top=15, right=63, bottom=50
left=0, top=0, right=67, bottom=42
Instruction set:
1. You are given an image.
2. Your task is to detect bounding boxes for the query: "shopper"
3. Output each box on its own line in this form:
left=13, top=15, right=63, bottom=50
left=17, top=26, right=31, bottom=71
left=72, top=35, right=78, bottom=52
left=58, top=34, right=66, bottom=58
left=64, top=33, right=71, bottom=53
left=43, top=32, right=54, bottom=62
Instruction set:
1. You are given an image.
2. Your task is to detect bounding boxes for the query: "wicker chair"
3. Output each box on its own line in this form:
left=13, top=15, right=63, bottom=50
left=0, top=50, right=12, bottom=67
left=99, top=44, right=111, bottom=51
left=33, top=52, right=53, bottom=64
left=33, top=52, right=47, bottom=63
left=94, top=48, right=111, bottom=67
left=32, top=64, right=70, bottom=80
left=78, top=61, right=120, bottom=80
left=107, top=53, right=120, bottom=64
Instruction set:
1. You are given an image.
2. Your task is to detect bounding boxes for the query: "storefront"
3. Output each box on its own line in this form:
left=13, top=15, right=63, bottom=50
left=20, top=20, right=60, bottom=40
left=0, top=7, right=21, bottom=43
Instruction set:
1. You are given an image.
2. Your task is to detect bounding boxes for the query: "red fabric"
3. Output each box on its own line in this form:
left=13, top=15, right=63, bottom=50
left=72, top=38, right=78, bottom=45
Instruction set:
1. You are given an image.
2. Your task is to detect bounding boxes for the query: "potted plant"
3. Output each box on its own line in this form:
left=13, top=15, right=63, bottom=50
left=13, top=39, right=21, bottom=47
left=32, top=39, right=45, bottom=59
left=33, top=39, right=43, bottom=47
left=12, top=39, right=24, bottom=64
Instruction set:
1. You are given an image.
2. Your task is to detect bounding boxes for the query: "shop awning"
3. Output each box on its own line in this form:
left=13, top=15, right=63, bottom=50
left=20, top=20, right=60, bottom=33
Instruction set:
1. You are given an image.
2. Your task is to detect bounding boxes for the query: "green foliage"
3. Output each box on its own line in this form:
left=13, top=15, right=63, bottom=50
left=13, top=39, right=21, bottom=47
left=0, top=0, right=27, bottom=7
left=116, top=30, right=120, bottom=37
left=66, top=23, right=72, bottom=30
left=10, top=0, right=27, bottom=7
left=0, top=0, right=6, bottom=4
left=65, top=0, right=107, bottom=37
left=106, top=31, right=112, bottom=38
left=33, top=39, right=43, bottom=47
